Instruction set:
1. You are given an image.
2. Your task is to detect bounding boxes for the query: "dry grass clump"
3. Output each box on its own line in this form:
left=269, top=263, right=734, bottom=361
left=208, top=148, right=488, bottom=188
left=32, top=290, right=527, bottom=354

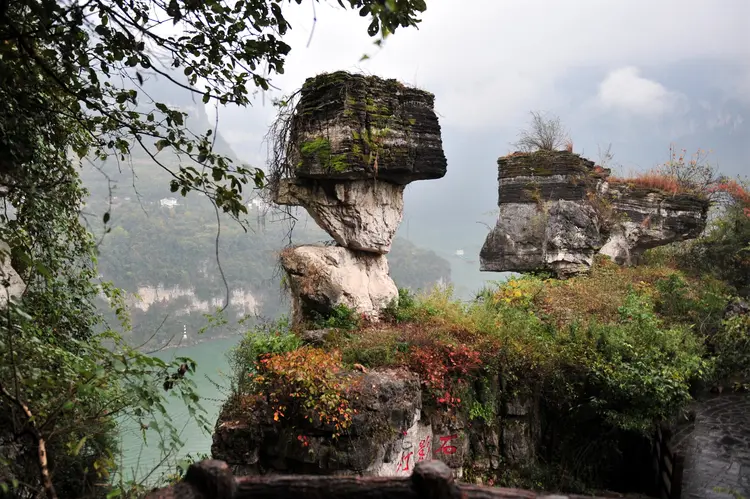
left=608, top=172, right=685, bottom=196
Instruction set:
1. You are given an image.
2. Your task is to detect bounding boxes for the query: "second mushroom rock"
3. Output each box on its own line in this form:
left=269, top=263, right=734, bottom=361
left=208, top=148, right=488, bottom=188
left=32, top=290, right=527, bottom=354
left=479, top=150, right=709, bottom=277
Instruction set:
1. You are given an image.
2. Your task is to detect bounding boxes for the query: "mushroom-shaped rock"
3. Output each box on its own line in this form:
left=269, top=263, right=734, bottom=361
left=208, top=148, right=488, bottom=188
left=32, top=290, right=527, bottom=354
left=280, top=245, right=398, bottom=325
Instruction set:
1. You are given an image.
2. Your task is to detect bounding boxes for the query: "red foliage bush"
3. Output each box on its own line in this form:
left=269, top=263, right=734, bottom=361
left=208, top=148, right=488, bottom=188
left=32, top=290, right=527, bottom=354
left=407, top=343, right=481, bottom=408
left=709, top=179, right=750, bottom=217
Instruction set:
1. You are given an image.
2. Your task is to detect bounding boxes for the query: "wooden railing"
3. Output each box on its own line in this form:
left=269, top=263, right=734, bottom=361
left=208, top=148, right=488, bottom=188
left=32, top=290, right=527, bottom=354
left=653, top=425, right=685, bottom=499
left=143, top=459, right=608, bottom=499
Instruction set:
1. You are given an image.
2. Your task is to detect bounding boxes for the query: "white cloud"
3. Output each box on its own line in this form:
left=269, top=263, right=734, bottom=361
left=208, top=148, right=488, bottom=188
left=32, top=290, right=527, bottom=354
left=244, top=0, right=749, bottom=126
left=596, top=67, right=687, bottom=118
left=708, top=112, right=746, bottom=131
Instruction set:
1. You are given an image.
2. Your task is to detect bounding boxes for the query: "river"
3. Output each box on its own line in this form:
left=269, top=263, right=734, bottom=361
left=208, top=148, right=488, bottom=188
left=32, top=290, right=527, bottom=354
left=116, top=335, right=242, bottom=485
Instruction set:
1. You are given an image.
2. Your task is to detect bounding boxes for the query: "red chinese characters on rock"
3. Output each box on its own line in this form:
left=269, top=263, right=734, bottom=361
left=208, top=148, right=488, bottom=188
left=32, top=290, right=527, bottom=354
left=395, top=450, right=414, bottom=473
left=434, top=434, right=458, bottom=455
left=417, top=435, right=431, bottom=462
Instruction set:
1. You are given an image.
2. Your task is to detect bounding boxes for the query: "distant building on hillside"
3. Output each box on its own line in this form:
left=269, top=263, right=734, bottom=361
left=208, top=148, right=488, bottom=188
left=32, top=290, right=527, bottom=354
left=247, top=197, right=270, bottom=212
left=159, top=197, right=179, bottom=208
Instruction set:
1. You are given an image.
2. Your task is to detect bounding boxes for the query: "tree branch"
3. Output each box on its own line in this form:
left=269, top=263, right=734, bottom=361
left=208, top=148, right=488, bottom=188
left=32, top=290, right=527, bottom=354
left=0, top=383, right=58, bottom=499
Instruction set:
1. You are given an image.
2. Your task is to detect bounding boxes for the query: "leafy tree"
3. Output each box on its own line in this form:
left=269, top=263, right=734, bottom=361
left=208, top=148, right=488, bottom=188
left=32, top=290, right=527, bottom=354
left=1, top=0, right=427, bottom=219
left=0, top=0, right=430, bottom=497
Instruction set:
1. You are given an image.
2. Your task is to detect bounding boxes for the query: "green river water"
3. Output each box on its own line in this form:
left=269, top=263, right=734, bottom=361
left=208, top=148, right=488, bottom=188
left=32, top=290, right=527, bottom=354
left=116, top=335, right=242, bottom=485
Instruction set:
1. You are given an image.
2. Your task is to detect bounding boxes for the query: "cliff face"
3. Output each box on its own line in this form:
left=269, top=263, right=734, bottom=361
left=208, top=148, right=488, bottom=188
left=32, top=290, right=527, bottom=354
left=480, top=151, right=709, bottom=276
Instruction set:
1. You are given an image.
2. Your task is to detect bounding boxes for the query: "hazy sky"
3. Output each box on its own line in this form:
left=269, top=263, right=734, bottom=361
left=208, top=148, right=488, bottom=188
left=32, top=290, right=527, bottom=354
left=206, top=0, right=748, bottom=170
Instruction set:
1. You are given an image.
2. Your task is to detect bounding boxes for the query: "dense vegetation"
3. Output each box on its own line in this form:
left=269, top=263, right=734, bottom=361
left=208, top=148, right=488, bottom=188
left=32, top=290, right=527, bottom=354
left=0, top=0, right=429, bottom=497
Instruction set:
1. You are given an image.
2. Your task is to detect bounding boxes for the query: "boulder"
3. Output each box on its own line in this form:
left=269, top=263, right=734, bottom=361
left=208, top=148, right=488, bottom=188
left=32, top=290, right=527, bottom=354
left=480, top=200, right=604, bottom=277
left=480, top=150, right=709, bottom=276
left=274, top=178, right=404, bottom=254
left=479, top=151, right=607, bottom=277
left=284, top=71, right=447, bottom=185
left=280, top=245, right=398, bottom=325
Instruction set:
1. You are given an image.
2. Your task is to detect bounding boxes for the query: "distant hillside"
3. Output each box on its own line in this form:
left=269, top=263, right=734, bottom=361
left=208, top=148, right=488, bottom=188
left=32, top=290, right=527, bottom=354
left=82, top=159, right=451, bottom=348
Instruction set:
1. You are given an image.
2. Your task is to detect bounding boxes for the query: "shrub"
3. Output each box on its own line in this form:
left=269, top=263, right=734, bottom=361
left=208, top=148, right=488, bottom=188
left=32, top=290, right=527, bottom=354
left=309, top=303, right=361, bottom=330
left=608, top=172, right=685, bottom=195
left=228, top=316, right=301, bottom=393
left=585, top=292, right=707, bottom=432
left=645, top=177, right=749, bottom=296
left=709, top=310, right=750, bottom=387
left=407, top=342, right=482, bottom=408
left=383, top=287, right=418, bottom=323
left=512, top=111, right=570, bottom=152
left=252, top=347, right=355, bottom=437
left=653, top=273, right=729, bottom=336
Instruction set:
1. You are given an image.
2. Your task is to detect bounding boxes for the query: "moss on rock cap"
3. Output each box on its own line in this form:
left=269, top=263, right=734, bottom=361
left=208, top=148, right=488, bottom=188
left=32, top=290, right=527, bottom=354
left=287, top=71, right=447, bottom=185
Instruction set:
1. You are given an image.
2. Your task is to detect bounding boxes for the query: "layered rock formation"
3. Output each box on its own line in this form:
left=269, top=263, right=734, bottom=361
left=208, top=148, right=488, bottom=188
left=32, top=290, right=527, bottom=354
left=599, top=182, right=709, bottom=265
left=480, top=151, right=709, bottom=276
left=270, top=71, right=447, bottom=323
left=212, top=368, right=539, bottom=479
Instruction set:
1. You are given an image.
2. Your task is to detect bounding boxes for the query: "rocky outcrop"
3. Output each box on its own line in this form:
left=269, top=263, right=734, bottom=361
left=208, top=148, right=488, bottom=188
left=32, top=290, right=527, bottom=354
left=212, top=367, right=540, bottom=479
left=269, top=71, right=447, bottom=324
left=599, top=183, right=709, bottom=265
left=287, top=71, right=447, bottom=184
left=480, top=152, right=608, bottom=277
left=280, top=246, right=398, bottom=322
left=480, top=151, right=709, bottom=276
left=212, top=369, right=426, bottom=476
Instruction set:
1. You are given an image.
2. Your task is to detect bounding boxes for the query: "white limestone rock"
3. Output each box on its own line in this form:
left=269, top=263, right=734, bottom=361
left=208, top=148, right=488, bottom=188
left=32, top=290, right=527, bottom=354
left=280, top=245, right=398, bottom=324
left=0, top=241, right=25, bottom=308
left=274, top=178, right=404, bottom=254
